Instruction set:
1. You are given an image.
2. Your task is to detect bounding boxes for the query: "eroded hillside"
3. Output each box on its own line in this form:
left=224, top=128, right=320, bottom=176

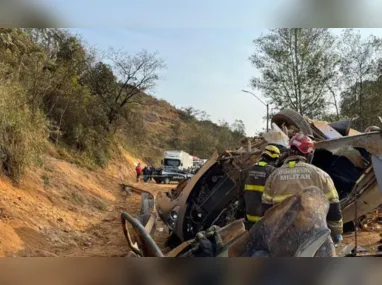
left=120, top=93, right=246, bottom=165
left=0, top=146, right=169, bottom=257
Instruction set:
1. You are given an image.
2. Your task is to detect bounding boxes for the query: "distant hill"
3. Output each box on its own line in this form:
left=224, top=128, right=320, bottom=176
left=119, top=92, right=246, bottom=165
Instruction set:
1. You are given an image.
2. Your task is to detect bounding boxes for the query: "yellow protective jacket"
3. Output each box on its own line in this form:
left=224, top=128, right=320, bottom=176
left=243, top=161, right=276, bottom=223
left=262, top=155, right=343, bottom=236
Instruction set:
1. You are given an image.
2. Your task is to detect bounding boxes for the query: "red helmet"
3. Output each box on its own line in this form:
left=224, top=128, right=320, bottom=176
left=289, top=133, right=314, bottom=154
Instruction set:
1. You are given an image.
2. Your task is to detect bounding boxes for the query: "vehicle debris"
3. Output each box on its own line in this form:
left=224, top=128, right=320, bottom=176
left=153, top=109, right=382, bottom=248
left=122, top=187, right=340, bottom=257
left=121, top=108, right=382, bottom=257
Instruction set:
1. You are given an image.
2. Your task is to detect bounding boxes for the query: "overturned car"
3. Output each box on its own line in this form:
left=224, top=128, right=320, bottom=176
left=122, top=186, right=339, bottom=257
left=155, top=109, right=382, bottom=248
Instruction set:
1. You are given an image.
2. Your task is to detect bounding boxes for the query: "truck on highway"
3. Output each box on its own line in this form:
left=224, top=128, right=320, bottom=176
left=162, top=150, right=194, bottom=171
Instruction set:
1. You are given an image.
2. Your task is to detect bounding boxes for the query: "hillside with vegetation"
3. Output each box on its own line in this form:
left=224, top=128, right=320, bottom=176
left=2, top=28, right=382, bottom=184
left=0, top=28, right=247, bottom=256
left=122, top=92, right=246, bottom=165
left=0, top=28, right=245, bottom=182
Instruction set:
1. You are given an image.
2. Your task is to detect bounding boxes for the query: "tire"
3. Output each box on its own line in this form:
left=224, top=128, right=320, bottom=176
left=155, top=179, right=162, bottom=184
left=271, top=109, right=313, bottom=136
left=164, top=178, right=170, bottom=184
left=329, top=120, right=351, bottom=136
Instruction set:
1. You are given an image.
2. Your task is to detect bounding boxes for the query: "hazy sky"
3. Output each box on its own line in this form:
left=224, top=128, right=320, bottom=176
left=72, top=28, right=267, bottom=135
left=39, top=1, right=382, bottom=135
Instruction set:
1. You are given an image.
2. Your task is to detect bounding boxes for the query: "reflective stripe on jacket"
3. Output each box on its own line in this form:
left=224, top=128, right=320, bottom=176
left=244, top=161, right=276, bottom=222
left=262, top=155, right=343, bottom=236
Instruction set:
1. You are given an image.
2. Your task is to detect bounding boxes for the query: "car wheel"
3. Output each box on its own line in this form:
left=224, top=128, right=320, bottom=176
left=164, top=178, right=170, bottom=184
left=272, top=108, right=313, bottom=136
left=155, top=179, right=161, bottom=184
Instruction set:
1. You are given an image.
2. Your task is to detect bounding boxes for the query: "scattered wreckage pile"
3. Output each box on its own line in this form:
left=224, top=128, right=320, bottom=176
left=358, top=205, right=382, bottom=232
left=121, top=109, right=382, bottom=257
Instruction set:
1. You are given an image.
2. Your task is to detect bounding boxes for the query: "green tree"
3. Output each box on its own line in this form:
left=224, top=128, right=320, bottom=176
left=21, top=29, right=112, bottom=165
left=0, top=77, right=48, bottom=181
left=179, top=106, right=198, bottom=122
left=231, top=119, right=246, bottom=137
left=250, top=28, right=338, bottom=118
left=339, top=29, right=381, bottom=130
left=340, top=80, right=382, bottom=130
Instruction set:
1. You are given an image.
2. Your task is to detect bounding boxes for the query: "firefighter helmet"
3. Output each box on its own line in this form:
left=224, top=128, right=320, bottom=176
left=289, top=133, right=314, bottom=154
left=262, top=145, right=281, bottom=159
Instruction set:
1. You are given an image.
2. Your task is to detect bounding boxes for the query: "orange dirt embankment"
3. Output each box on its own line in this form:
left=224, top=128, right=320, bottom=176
left=0, top=146, right=171, bottom=257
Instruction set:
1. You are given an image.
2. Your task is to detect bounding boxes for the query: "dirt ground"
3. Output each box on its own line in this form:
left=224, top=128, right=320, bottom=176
left=0, top=147, right=173, bottom=257
left=336, top=228, right=382, bottom=255
left=0, top=147, right=381, bottom=257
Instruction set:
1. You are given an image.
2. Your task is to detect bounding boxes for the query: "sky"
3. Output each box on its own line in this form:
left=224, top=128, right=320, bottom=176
left=71, top=28, right=267, bottom=135
left=33, top=1, right=382, bottom=136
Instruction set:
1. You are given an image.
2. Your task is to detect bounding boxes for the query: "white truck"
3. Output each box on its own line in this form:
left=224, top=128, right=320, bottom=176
left=163, top=150, right=194, bottom=170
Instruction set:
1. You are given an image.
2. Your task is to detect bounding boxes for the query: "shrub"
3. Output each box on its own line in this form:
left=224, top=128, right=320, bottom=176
left=0, top=81, right=48, bottom=181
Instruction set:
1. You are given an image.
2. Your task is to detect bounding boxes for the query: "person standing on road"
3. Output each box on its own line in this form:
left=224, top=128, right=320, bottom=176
left=149, top=165, right=154, bottom=182
left=261, top=133, right=343, bottom=245
left=136, top=163, right=142, bottom=183
left=142, top=165, right=150, bottom=183
left=243, top=144, right=280, bottom=230
left=147, top=166, right=151, bottom=182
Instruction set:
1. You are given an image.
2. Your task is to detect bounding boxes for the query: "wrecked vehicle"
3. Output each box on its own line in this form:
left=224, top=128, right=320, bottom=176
left=155, top=109, right=382, bottom=247
left=122, top=187, right=339, bottom=257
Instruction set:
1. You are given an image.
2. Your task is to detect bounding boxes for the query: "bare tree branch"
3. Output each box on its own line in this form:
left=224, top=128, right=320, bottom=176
left=99, top=48, right=166, bottom=127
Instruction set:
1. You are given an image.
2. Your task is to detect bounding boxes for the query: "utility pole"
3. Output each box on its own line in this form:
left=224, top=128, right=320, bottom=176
left=242, top=90, right=269, bottom=132
left=266, top=103, right=269, bottom=132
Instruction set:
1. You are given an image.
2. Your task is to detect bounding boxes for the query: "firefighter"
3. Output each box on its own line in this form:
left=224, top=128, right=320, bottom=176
left=243, top=144, right=280, bottom=230
left=262, top=133, right=343, bottom=245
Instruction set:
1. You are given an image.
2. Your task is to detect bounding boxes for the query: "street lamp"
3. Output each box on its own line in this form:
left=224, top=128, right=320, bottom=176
left=242, top=90, right=269, bottom=132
